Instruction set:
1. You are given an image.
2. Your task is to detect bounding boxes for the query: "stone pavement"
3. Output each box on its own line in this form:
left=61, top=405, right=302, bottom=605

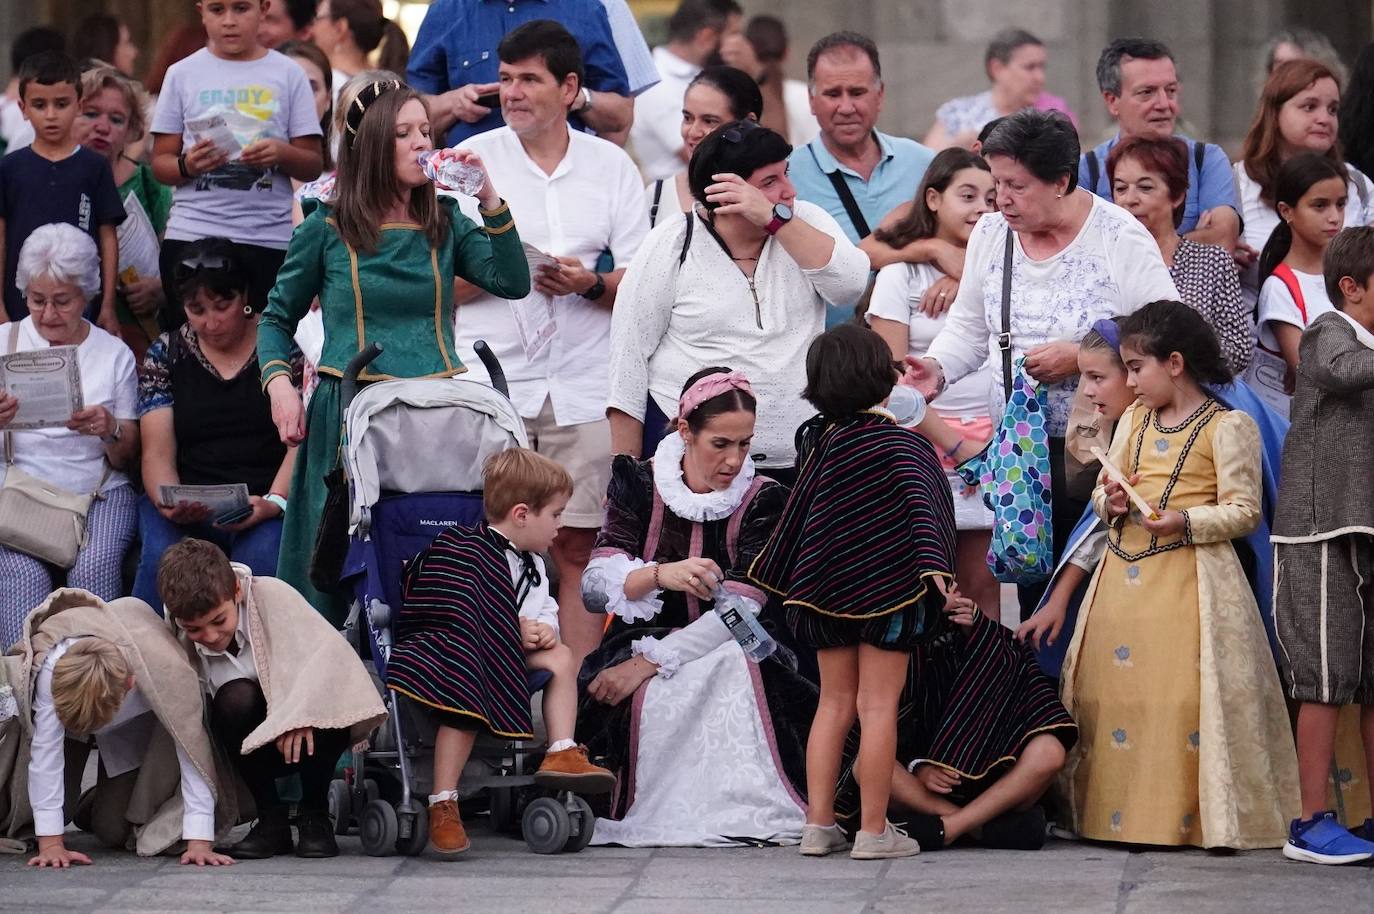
left=5, top=827, right=1373, bottom=913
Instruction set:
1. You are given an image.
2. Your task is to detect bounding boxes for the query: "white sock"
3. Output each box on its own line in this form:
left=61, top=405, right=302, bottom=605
left=547, top=739, right=577, bottom=753
left=428, top=789, right=459, bottom=804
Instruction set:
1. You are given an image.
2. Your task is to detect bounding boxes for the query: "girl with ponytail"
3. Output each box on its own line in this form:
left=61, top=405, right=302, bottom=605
left=1246, top=152, right=1348, bottom=415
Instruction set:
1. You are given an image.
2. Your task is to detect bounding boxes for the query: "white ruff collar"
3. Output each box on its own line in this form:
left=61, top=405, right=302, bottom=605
left=651, top=431, right=757, bottom=522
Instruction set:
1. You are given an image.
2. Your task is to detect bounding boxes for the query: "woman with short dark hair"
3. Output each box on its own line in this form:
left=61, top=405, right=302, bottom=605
left=909, top=109, right=1178, bottom=617
left=609, top=121, right=869, bottom=476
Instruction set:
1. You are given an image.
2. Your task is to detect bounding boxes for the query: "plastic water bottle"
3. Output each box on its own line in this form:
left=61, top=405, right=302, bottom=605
left=417, top=150, right=486, bottom=196
left=712, top=584, right=776, bottom=662
left=887, top=384, right=928, bottom=427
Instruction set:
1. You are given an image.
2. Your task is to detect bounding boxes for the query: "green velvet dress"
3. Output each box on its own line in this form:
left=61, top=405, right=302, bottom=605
left=257, top=196, right=530, bottom=623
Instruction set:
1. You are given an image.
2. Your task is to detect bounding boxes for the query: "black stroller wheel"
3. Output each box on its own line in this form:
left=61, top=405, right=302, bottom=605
left=564, top=795, right=596, bottom=853
left=522, top=797, right=570, bottom=854
left=396, top=799, right=429, bottom=856
left=327, top=778, right=351, bottom=835
left=489, top=785, right=519, bottom=834
left=361, top=799, right=399, bottom=856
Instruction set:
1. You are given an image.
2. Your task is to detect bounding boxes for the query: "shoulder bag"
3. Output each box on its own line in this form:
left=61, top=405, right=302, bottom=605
left=0, top=323, right=110, bottom=569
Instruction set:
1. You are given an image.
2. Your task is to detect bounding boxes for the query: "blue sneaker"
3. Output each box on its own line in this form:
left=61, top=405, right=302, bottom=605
left=1352, top=818, right=1374, bottom=842
left=1283, top=811, right=1374, bottom=864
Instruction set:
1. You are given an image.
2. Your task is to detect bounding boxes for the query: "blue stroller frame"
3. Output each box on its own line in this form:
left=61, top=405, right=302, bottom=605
left=326, top=342, right=595, bottom=856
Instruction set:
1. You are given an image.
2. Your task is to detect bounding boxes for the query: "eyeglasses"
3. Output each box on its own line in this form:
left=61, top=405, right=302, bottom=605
left=174, top=254, right=235, bottom=284
left=26, top=294, right=84, bottom=314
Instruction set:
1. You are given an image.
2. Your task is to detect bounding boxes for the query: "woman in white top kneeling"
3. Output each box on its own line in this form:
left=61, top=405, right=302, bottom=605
left=608, top=121, right=869, bottom=481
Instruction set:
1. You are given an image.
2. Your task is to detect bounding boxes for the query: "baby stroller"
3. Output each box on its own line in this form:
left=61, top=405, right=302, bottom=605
left=326, top=342, right=596, bottom=856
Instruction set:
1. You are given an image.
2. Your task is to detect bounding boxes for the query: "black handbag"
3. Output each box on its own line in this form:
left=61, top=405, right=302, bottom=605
left=308, top=464, right=350, bottom=594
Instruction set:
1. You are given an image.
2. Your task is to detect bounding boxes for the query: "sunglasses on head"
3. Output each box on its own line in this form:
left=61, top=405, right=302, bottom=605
left=722, top=121, right=760, bottom=144
left=174, top=254, right=235, bottom=283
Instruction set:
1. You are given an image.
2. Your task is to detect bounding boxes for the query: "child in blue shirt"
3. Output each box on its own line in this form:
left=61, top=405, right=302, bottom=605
left=0, top=51, right=125, bottom=330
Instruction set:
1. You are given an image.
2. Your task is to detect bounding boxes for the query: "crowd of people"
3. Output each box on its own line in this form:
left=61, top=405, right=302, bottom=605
left=3, top=0, right=1374, bottom=874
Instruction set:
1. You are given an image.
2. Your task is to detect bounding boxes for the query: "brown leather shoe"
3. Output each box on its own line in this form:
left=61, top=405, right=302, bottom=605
left=428, top=799, right=470, bottom=854
left=534, top=746, right=616, bottom=794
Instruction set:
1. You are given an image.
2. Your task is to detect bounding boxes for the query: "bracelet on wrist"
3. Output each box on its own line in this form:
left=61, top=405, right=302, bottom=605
left=652, top=562, right=661, bottom=590
left=177, top=153, right=191, bottom=180
left=943, top=439, right=963, bottom=461
left=264, top=493, right=288, bottom=515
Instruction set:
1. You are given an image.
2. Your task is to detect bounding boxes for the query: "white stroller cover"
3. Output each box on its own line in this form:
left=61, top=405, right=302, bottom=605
left=344, top=377, right=530, bottom=533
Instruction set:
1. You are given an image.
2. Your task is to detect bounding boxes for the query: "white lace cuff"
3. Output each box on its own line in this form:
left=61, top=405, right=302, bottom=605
left=583, top=553, right=664, bottom=623
left=632, top=636, right=682, bottom=679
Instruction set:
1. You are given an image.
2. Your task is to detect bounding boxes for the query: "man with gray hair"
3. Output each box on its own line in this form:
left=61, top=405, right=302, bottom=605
left=787, top=31, right=935, bottom=327
left=1078, top=37, right=1240, bottom=248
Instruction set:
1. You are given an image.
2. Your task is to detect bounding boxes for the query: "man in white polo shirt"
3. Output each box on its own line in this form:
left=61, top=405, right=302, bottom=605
left=455, top=19, right=647, bottom=661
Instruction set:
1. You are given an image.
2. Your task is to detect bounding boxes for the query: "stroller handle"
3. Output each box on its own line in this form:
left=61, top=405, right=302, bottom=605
left=341, top=343, right=384, bottom=417
left=473, top=340, right=509, bottom=398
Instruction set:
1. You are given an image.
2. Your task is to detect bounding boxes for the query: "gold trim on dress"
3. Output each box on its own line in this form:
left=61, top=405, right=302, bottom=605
left=387, top=685, right=534, bottom=739
left=315, top=364, right=470, bottom=382
left=430, top=247, right=455, bottom=374
left=346, top=241, right=365, bottom=356
left=484, top=220, right=516, bottom=236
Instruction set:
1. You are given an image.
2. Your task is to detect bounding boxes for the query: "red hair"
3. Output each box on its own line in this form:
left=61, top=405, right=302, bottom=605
left=1241, top=58, right=1345, bottom=206
left=1106, top=135, right=1190, bottom=228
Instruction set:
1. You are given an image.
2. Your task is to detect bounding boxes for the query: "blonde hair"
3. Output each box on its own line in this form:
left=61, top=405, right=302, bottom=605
left=78, top=64, right=150, bottom=143
left=51, top=639, right=130, bottom=735
left=483, top=448, right=573, bottom=521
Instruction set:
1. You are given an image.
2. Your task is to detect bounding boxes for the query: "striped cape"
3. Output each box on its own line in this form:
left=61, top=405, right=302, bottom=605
left=748, top=411, right=957, bottom=620
left=385, top=523, right=534, bottom=739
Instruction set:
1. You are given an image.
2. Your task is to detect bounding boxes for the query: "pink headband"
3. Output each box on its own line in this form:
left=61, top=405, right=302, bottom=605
left=678, top=371, right=755, bottom=419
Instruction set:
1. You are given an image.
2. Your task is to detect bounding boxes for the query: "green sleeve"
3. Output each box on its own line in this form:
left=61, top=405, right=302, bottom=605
left=259, top=208, right=327, bottom=390
left=446, top=196, right=532, bottom=300
left=144, top=165, right=172, bottom=236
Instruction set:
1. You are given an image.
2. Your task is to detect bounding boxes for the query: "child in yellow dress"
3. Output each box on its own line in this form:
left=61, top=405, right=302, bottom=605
left=1060, top=300, right=1298, bottom=849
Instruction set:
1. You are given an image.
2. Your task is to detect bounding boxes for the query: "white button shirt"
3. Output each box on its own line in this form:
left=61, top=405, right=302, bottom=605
left=629, top=46, right=700, bottom=181
left=29, top=638, right=217, bottom=841
left=454, top=126, right=648, bottom=426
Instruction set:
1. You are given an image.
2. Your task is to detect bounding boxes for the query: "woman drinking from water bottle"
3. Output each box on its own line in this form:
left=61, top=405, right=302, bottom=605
left=257, top=79, right=530, bottom=624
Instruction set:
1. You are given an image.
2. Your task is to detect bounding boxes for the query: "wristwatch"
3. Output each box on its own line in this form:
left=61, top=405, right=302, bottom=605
left=264, top=493, right=289, bottom=515
left=101, top=422, right=123, bottom=444
left=578, top=87, right=594, bottom=112
left=582, top=273, right=607, bottom=301
left=764, top=202, right=793, bottom=235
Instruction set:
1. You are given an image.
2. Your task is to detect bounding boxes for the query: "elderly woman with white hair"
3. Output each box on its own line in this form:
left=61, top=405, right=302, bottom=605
left=0, top=224, right=139, bottom=648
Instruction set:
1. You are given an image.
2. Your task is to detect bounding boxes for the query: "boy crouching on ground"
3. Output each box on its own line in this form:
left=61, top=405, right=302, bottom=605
left=161, top=539, right=386, bottom=860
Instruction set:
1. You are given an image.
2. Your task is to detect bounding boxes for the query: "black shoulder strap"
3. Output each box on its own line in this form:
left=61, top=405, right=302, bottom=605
left=826, top=170, right=871, bottom=239
left=1193, top=139, right=1206, bottom=177
left=679, top=210, right=694, bottom=266
left=649, top=179, right=664, bottom=229
left=1084, top=151, right=1100, bottom=197
left=999, top=228, right=1015, bottom=400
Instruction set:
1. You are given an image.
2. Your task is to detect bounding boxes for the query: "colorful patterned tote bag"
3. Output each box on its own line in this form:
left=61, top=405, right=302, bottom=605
left=956, top=358, right=1053, bottom=583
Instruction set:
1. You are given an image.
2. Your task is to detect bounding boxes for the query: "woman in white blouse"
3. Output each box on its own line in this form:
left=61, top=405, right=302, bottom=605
left=608, top=121, right=869, bottom=479
left=0, top=225, right=141, bottom=648
left=907, top=110, right=1178, bottom=617
left=1235, top=59, right=1374, bottom=308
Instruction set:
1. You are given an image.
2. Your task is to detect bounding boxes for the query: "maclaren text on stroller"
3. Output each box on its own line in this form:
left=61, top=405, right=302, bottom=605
left=324, top=342, right=598, bottom=855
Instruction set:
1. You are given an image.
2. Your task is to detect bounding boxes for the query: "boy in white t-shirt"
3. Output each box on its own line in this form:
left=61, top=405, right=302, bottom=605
left=149, top=0, right=322, bottom=329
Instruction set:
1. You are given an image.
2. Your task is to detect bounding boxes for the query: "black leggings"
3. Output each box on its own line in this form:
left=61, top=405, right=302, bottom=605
left=209, top=679, right=348, bottom=813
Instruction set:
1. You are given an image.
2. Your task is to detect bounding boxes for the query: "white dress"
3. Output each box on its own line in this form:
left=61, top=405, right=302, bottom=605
left=584, top=435, right=807, bottom=847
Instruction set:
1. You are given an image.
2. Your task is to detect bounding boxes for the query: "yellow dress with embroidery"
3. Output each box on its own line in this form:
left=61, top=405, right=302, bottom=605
left=1061, top=401, right=1298, bottom=848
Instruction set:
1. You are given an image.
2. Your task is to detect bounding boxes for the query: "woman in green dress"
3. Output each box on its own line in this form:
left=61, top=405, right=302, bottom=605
left=258, top=80, right=531, bottom=624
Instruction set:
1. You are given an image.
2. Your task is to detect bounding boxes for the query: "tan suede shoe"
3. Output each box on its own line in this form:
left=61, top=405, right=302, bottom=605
left=533, top=746, right=616, bottom=793
left=429, top=799, right=470, bottom=854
